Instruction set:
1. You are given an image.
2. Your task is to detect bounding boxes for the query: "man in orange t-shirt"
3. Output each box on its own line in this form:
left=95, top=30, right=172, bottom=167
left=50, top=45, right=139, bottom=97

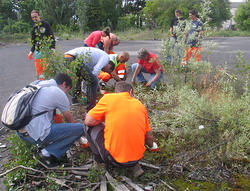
left=84, top=81, right=157, bottom=176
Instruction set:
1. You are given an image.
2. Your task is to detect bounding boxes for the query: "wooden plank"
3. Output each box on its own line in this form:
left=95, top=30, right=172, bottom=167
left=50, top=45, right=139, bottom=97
left=105, top=172, right=130, bottom=191
left=121, top=176, right=144, bottom=191
left=100, top=175, right=107, bottom=191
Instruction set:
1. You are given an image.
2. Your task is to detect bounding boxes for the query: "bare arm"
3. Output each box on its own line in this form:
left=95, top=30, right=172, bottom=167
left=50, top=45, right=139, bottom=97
left=145, top=130, right=153, bottom=148
left=131, top=64, right=142, bottom=83
left=62, top=111, right=77, bottom=123
left=85, top=113, right=103, bottom=127
left=149, top=67, right=161, bottom=84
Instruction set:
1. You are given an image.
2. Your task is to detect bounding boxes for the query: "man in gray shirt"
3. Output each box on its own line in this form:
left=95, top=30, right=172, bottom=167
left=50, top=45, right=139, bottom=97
left=64, top=47, right=115, bottom=111
left=17, top=73, right=84, bottom=167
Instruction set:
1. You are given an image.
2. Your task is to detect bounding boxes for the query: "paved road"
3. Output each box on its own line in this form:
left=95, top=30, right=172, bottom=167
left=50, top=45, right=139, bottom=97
left=0, top=37, right=249, bottom=190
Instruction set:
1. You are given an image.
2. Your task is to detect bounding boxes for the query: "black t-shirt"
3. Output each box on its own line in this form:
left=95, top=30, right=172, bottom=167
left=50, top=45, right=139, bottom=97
left=31, top=20, right=56, bottom=52
left=170, top=17, right=184, bottom=38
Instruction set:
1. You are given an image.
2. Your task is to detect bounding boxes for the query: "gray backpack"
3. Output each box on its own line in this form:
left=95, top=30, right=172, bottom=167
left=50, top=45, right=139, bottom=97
left=1, top=82, right=47, bottom=130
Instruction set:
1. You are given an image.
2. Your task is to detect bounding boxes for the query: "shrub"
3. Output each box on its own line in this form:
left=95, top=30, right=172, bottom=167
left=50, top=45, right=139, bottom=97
left=3, top=20, right=30, bottom=34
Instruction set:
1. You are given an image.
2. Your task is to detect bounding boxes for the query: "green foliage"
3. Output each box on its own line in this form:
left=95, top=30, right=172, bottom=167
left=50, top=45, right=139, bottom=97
left=2, top=20, right=30, bottom=34
left=4, top=134, right=37, bottom=190
left=117, top=15, right=137, bottom=31
left=235, top=1, right=250, bottom=31
left=87, top=166, right=102, bottom=182
left=142, top=0, right=231, bottom=29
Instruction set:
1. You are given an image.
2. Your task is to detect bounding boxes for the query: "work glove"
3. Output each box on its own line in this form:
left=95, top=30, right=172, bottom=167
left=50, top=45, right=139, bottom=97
left=145, top=82, right=151, bottom=87
left=79, top=136, right=89, bottom=149
left=147, top=142, right=159, bottom=152
left=27, top=52, right=33, bottom=60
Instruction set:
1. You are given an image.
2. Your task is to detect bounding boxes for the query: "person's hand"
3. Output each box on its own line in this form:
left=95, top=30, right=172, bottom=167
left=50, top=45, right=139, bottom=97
left=147, top=142, right=159, bottom=152
left=27, top=52, right=33, bottom=60
left=131, top=78, right=136, bottom=84
left=51, top=48, right=56, bottom=56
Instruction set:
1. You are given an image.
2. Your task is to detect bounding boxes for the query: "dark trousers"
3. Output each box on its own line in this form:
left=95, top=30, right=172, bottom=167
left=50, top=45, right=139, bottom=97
left=84, top=124, right=138, bottom=167
left=65, top=56, right=98, bottom=111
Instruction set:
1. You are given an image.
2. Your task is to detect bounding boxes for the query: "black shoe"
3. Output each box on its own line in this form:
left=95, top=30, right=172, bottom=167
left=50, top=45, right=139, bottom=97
left=99, top=80, right=106, bottom=89
left=72, top=97, right=80, bottom=105
left=37, top=152, right=61, bottom=168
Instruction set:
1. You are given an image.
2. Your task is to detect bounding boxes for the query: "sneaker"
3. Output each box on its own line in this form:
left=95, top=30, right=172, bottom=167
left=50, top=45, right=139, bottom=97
left=130, top=163, right=144, bottom=178
left=99, top=80, right=106, bottom=89
left=72, top=97, right=80, bottom=105
left=37, top=152, right=61, bottom=168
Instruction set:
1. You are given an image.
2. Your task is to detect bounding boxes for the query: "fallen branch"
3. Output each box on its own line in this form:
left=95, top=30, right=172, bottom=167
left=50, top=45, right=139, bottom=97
left=0, top=165, right=73, bottom=190
left=105, top=172, right=130, bottom=191
left=0, top=165, right=43, bottom=178
left=121, top=176, right=144, bottom=191
left=184, top=141, right=227, bottom=163
left=100, top=175, right=107, bottom=191
left=139, top=162, right=161, bottom=170
left=160, top=180, right=176, bottom=191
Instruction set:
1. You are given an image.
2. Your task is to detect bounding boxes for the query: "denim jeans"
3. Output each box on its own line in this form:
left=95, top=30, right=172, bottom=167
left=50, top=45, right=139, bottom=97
left=131, top=63, right=164, bottom=89
left=17, top=123, right=84, bottom=158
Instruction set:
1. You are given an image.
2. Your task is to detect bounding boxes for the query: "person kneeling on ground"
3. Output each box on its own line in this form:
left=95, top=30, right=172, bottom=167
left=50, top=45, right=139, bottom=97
left=84, top=81, right=158, bottom=178
left=98, top=52, right=129, bottom=86
left=131, top=48, right=164, bottom=89
left=17, top=73, right=84, bottom=167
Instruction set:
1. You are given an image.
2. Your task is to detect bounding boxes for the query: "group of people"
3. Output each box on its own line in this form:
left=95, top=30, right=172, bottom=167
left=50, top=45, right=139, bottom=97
left=18, top=8, right=202, bottom=177
left=19, top=10, right=163, bottom=177
left=169, top=9, right=203, bottom=65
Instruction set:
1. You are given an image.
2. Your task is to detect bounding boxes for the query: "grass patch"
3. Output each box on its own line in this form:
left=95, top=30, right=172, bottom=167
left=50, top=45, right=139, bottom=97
left=208, top=30, right=250, bottom=37
left=1, top=29, right=250, bottom=44
left=0, top=33, right=29, bottom=44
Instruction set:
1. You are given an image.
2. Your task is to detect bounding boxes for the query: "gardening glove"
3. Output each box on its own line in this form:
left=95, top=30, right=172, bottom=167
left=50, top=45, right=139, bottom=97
left=79, top=136, right=89, bottom=149
left=145, top=82, right=151, bottom=87
left=147, top=142, right=159, bottom=152
left=27, top=52, right=33, bottom=60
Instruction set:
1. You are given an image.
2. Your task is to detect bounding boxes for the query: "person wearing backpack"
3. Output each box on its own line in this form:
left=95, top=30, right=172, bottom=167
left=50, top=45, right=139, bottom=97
left=16, top=73, right=84, bottom=167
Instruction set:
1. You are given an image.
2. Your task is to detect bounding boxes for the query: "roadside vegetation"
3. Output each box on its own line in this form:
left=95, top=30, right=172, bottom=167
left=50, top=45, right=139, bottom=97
left=1, top=0, right=250, bottom=190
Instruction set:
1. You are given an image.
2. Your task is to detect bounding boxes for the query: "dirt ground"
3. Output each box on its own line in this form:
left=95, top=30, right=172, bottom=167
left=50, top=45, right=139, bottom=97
left=1, top=37, right=250, bottom=190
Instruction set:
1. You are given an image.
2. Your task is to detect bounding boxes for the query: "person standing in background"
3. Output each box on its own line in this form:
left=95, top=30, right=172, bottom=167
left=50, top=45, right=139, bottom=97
left=181, top=10, right=203, bottom=66
left=27, top=10, right=55, bottom=80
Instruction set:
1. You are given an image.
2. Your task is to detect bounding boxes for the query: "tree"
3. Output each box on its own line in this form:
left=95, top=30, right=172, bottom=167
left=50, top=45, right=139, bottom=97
left=142, top=0, right=231, bottom=29
left=122, top=0, right=146, bottom=27
left=35, top=0, right=77, bottom=26
left=207, top=0, right=231, bottom=28
left=235, top=1, right=250, bottom=31
left=0, top=0, right=17, bottom=31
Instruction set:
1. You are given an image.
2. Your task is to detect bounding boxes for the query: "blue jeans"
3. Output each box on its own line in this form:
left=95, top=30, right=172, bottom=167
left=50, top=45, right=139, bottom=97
left=17, top=123, right=84, bottom=158
left=131, top=63, right=164, bottom=89
left=97, top=42, right=104, bottom=50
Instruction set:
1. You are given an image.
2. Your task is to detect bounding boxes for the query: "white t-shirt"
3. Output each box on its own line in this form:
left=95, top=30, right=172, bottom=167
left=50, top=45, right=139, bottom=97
left=25, top=80, right=70, bottom=141
left=64, top=47, right=110, bottom=76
